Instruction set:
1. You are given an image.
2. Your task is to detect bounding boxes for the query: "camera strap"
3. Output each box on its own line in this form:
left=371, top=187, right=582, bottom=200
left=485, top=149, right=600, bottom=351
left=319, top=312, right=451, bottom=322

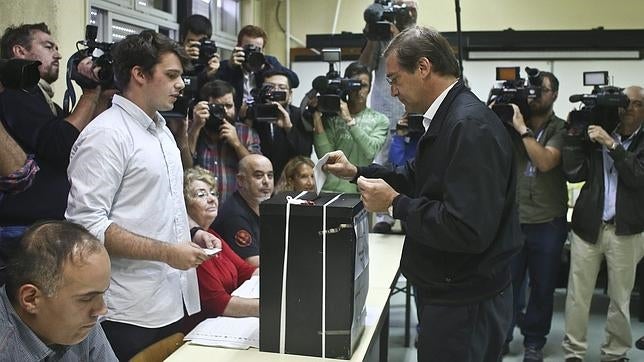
left=62, top=54, right=78, bottom=115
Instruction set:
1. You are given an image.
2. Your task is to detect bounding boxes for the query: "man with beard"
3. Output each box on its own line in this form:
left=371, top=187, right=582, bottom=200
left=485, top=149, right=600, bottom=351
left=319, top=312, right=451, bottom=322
left=0, top=23, right=110, bottom=242
left=189, top=80, right=262, bottom=203
left=212, top=154, right=273, bottom=267
left=503, top=72, right=569, bottom=361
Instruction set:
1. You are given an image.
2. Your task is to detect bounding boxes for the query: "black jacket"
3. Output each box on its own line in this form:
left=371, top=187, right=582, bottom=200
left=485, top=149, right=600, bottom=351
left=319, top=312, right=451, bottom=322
left=359, top=80, right=522, bottom=304
left=562, top=129, right=644, bottom=243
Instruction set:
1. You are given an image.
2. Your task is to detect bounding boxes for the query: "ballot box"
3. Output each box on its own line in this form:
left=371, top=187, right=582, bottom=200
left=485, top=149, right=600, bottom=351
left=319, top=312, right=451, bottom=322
left=259, top=192, right=369, bottom=359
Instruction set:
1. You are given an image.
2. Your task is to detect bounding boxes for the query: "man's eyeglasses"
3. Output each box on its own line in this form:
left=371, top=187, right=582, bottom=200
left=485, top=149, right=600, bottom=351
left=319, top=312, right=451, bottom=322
left=192, top=189, right=218, bottom=199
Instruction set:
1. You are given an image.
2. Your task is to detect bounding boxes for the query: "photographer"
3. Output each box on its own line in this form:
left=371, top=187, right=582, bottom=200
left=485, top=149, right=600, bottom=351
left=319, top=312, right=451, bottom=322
left=180, top=14, right=220, bottom=86
left=189, top=80, right=262, bottom=203
left=312, top=61, right=389, bottom=192
left=562, top=86, right=644, bottom=361
left=359, top=0, right=417, bottom=233
left=503, top=72, right=569, bottom=360
left=215, top=25, right=299, bottom=112
left=250, top=69, right=312, bottom=181
left=0, top=23, right=111, bottom=241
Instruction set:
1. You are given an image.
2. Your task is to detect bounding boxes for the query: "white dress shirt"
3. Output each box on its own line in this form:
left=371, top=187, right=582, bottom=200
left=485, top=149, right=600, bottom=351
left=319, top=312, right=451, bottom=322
left=66, top=95, right=200, bottom=328
left=423, top=80, right=458, bottom=131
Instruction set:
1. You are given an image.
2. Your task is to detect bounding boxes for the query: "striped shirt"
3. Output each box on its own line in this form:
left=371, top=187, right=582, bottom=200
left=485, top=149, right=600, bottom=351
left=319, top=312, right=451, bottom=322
left=0, top=286, right=117, bottom=361
left=194, top=123, right=262, bottom=203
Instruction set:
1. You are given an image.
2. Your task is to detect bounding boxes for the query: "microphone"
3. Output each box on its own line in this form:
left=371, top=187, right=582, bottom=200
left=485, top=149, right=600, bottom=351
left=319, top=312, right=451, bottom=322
left=312, top=76, right=329, bottom=93
left=363, top=3, right=384, bottom=24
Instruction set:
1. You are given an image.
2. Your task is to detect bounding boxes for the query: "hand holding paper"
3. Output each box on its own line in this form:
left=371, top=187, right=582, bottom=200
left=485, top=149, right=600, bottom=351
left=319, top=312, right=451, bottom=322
left=321, top=151, right=358, bottom=181
left=313, top=153, right=330, bottom=195
left=356, top=176, right=400, bottom=212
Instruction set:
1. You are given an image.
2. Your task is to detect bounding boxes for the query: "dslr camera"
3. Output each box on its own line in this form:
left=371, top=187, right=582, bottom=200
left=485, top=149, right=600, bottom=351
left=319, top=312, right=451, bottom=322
left=204, top=103, right=228, bottom=133
left=309, top=48, right=362, bottom=114
left=247, top=84, right=287, bottom=123
left=243, top=44, right=266, bottom=73
left=487, top=66, right=542, bottom=125
left=0, top=59, right=41, bottom=90
left=191, top=37, right=218, bottom=72
left=568, top=71, right=629, bottom=138
left=363, top=0, right=414, bottom=41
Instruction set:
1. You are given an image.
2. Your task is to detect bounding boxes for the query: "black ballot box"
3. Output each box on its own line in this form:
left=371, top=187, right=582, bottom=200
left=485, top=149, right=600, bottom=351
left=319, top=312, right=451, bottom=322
left=259, top=192, right=369, bottom=359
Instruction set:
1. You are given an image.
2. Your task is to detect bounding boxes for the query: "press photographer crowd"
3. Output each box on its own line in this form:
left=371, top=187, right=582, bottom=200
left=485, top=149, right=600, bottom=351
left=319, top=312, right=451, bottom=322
left=0, top=0, right=643, bottom=361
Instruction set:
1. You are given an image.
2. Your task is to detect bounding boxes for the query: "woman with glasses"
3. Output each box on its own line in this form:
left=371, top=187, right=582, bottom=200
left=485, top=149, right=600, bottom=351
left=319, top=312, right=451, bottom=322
left=183, top=167, right=259, bottom=323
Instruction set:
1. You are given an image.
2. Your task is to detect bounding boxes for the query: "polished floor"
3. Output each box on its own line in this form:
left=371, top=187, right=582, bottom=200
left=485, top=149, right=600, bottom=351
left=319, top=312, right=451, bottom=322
left=387, top=284, right=644, bottom=362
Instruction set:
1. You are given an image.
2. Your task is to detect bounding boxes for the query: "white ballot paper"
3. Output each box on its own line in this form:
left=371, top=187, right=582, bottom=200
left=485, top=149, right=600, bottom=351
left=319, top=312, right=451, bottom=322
left=231, top=275, right=259, bottom=299
left=314, top=152, right=330, bottom=195
left=184, top=317, right=259, bottom=349
left=203, top=248, right=221, bottom=256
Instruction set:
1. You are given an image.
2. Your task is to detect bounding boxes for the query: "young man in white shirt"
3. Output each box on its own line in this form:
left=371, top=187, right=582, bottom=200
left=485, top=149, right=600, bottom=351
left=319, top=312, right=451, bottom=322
left=65, top=30, right=219, bottom=360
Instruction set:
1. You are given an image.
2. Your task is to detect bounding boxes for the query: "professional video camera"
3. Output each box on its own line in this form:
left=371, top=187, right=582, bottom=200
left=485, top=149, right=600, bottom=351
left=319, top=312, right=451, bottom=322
left=310, top=48, right=362, bottom=114
left=395, top=113, right=425, bottom=137
left=0, top=59, right=41, bottom=90
left=363, top=0, right=414, bottom=41
left=486, top=66, right=542, bottom=125
left=203, top=103, right=227, bottom=132
left=247, top=84, right=287, bottom=123
left=243, top=44, right=266, bottom=72
left=567, top=71, right=629, bottom=137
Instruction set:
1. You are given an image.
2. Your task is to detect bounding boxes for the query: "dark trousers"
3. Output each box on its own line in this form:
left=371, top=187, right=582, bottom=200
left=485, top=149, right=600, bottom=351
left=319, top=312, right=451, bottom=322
left=102, top=318, right=183, bottom=361
left=506, top=216, right=567, bottom=349
left=416, top=285, right=512, bottom=362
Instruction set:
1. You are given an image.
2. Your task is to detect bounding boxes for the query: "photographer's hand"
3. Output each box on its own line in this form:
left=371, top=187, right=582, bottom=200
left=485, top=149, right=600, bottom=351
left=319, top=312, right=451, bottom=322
left=77, top=56, right=101, bottom=84
left=273, top=102, right=293, bottom=131
left=313, top=111, right=325, bottom=134
left=338, top=101, right=353, bottom=124
left=192, top=101, right=210, bottom=130
left=220, top=120, right=251, bottom=159
left=510, top=104, right=528, bottom=134
left=185, top=40, right=201, bottom=60
left=587, top=125, right=614, bottom=147
left=230, top=46, right=245, bottom=68
left=207, top=54, right=221, bottom=77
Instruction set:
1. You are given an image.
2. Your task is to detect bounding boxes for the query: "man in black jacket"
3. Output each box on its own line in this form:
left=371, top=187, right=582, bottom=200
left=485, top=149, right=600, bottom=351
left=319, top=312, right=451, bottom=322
left=324, top=26, right=521, bottom=362
left=561, top=86, right=644, bottom=362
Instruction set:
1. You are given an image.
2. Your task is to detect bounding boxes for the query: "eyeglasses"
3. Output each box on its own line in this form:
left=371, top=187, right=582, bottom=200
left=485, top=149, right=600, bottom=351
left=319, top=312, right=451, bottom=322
left=192, top=189, right=218, bottom=199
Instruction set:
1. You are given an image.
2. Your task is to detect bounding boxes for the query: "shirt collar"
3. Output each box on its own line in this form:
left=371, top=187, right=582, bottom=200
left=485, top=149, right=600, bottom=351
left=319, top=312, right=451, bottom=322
left=1, top=286, right=59, bottom=360
left=111, top=94, right=166, bottom=131
left=423, top=80, right=458, bottom=130
left=612, top=124, right=642, bottom=142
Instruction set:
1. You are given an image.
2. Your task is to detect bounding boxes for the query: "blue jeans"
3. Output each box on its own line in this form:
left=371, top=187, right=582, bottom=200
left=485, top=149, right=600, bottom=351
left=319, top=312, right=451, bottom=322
left=506, top=216, right=567, bottom=349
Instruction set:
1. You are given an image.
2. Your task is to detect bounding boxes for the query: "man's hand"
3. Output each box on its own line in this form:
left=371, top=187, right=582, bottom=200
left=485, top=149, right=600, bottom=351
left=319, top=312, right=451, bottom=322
left=587, top=125, right=614, bottom=147
left=77, top=56, right=100, bottom=83
left=338, top=100, right=353, bottom=124
left=323, top=150, right=357, bottom=180
left=220, top=120, right=241, bottom=147
left=192, top=101, right=210, bottom=130
left=207, top=54, right=221, bottom=75
left=313, top=111, right=324, bottom=134
left=356, top=176, right=400, bottom=212
left=184, top=41, right=201, bottom=60
left=510, top=104, right=528, bottom=134
left=193, top=229, right=223, bottom=249
left=274, top=102, right=293, bottom=131
left=230, top=46, right=245, bottom=68
left=165, top=242, right=210, bottom=270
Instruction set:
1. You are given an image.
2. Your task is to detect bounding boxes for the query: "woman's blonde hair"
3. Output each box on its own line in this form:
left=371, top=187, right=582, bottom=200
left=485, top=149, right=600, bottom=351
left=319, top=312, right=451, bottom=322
left=183, top=166, right=217, bottom=205
left=275, top=156, right=315, bottom=193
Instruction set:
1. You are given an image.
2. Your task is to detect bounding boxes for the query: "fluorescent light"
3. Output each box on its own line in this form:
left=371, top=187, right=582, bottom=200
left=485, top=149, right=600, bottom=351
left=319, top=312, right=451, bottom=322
left=467, top=50, right=640, bottom=60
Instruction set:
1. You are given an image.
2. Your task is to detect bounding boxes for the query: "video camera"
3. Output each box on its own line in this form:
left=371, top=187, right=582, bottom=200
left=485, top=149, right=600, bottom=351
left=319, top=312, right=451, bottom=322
left=363, top=0, right=414, bottom=41
left=74, top=24, right=115, bottom=89
left=247, top=84, right=287, bottom=123
left=310, top=48, right=362, bottom=114
left=0, top=59, right=41, bottom=90
left=567, top=71, right=629, bottom=137
left=487, top=66, right=542, bottom=125
left=395, top=113, right=425, bottom=137
left=243, top=44, right=266, bottom=73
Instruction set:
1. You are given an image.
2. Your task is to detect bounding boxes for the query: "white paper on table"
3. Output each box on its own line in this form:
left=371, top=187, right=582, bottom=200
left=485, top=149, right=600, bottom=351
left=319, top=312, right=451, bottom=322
left=231, top=275, right=259, bottom=299
left=184, top=317, right=259, bottom=349
left=314, top=152, right=330, bottom=196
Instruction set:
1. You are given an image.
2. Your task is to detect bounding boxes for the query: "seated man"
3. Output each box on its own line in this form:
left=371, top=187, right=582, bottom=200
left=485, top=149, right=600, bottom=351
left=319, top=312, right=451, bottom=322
left=212, top=154, right=274, bottom=267
left=313, top=62, right=389, bottom=192
left=189, top=80, right=262, bottom=203
left=0, top=220, right=116, bottom=360
left=183, top=167, right=259, bottom=323
left=215, top=25, right=299, bottom=112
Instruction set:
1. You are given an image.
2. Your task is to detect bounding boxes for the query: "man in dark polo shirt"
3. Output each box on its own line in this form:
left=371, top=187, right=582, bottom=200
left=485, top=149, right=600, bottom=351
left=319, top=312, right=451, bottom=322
left=504, top=72, right=568, bottom=361
left=212, top=154, right=273, bottom=267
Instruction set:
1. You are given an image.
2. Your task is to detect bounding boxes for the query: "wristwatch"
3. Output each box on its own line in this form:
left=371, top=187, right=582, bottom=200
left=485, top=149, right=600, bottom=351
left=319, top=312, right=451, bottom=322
left=609, top=141, right=618, bottom=150
left=521, top=128, right=535, bottom=139
left=190, top=226, right=203, bottom=240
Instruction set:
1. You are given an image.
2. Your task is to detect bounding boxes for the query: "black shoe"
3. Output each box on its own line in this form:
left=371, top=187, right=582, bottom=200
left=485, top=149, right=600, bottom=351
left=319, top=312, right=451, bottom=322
left=637, top=335, right=644, bottom=350
left=564, top=358, right=582, bottom=362
left=501, top=343, right=509, bottom=356
left=523, top=346, right=543, bottom=362
left=372, top=221, right=392, bottom=234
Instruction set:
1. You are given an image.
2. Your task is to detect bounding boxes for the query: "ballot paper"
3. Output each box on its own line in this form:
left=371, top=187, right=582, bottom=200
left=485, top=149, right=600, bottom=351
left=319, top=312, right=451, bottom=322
left=203, top=248, right=221, bottom=256
left=184, top=317, right=259, bottom=349
left=313, top=152, right=330, bottom=195
left=232, top=275, right=259, bottom=299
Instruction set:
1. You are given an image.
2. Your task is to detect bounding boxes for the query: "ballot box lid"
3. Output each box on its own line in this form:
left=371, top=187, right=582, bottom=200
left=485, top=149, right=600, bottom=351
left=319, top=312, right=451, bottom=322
left=260, top=192, right=363, bottom=218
